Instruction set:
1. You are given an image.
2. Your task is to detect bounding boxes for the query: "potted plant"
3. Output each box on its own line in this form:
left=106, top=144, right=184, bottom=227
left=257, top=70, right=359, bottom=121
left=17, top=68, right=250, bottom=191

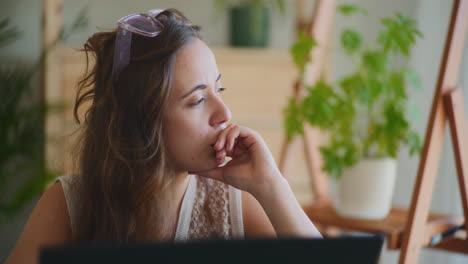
left=284, top=5, right=423, bottom=219
left=214, top=0, right=286, bottom=47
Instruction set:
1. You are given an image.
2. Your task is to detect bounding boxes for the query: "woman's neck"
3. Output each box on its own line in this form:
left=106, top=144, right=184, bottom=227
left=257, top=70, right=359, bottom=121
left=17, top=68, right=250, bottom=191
left=170, top=171, right=191, bottom=201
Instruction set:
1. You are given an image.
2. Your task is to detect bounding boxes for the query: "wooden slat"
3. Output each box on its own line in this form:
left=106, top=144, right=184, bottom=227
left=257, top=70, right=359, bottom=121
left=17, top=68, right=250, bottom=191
left=41, top=0, right=62, bottom=48
left=278, top=0, right=335, bottom=204
left=303, top=203, right=463, bottom=250
left=295, top=0, right=308, bottom=33
left=422, top=217, right=465, bottom=246
left=42, top=0, right=65, bottom=172
left=300, top=0, right=336, bottom=204
left=431, top=231, right=468, bottom=254
left=445, top=88, right=468, bottom=226
left=399, top=0, right=468, bottom=263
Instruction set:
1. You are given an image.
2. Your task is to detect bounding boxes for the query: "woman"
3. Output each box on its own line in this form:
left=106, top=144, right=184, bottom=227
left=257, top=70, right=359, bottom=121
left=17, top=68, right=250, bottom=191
left=6, top=8, right=321, bottom=263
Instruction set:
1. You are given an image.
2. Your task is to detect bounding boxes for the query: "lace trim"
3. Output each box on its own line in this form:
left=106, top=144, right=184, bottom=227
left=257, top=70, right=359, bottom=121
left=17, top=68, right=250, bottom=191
left=57, top=174, right=243, bottom=242
left=174, top=175, right=244, bottom=241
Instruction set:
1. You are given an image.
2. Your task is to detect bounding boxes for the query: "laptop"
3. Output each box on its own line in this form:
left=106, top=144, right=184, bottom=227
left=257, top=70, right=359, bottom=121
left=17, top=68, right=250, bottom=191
left=41, top=235, right=384, bottom=264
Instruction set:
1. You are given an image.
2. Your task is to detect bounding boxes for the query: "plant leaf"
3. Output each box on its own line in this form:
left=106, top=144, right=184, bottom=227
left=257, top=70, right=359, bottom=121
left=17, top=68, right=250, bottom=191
left=341, top=29, right=362, bottom=54
left=362, top=50, right=388, bottom=74
left=283, top=97, right=304, bottom=141
left=337, top=4, right=368, bottom=16
left=0, top=18, right=21, bottom=49
left=378, top=13, right=423, bottom=56
left=320, top=146, right=342, bottom=179
left=290, top=31, right=317, bottom=75
left=408, top=131, right=422, bottom=155
left=302, top=81, right=337, bottom=128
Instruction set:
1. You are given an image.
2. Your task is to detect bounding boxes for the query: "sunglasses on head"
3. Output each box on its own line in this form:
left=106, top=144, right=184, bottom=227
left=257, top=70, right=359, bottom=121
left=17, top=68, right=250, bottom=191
left=112, top=9, right=165, bottom=84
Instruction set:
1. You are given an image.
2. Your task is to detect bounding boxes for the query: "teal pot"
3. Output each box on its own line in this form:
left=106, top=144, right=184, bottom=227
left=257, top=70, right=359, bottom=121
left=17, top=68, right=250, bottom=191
left=229, top=5, right=270, bottom=47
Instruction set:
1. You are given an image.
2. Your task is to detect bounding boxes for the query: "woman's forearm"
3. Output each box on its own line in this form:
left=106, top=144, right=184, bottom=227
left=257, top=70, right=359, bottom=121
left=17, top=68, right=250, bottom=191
left=253, top=172, right=323, bottom=238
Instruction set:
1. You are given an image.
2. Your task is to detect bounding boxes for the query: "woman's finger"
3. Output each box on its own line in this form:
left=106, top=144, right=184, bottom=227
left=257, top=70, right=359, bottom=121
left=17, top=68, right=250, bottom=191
left=234, top=126, right=258, bottom=152
left=230, top=140, right=247, bottom=158
left=214, top=123, right=235, bottom=151
left=225, top=125, right=241, bottom=153
left=216, top=149, right=226, bottom=165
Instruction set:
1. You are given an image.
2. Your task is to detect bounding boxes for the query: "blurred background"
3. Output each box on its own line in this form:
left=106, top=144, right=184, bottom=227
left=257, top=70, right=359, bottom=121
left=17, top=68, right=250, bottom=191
left=1, top=0, right=467, bottom=263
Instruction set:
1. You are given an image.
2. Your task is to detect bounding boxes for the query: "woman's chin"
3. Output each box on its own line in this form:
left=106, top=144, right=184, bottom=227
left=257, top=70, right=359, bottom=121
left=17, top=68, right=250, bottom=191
left=188, top=158, right=219, bottom=174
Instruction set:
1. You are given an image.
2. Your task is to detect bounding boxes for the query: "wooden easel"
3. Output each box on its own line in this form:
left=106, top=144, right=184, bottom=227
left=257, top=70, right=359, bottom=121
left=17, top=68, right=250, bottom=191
left=282, top=0, right=468, bottom=263
left=398, top=0, right=468, bottom=262
left=278, top=0, right=336, bottom=205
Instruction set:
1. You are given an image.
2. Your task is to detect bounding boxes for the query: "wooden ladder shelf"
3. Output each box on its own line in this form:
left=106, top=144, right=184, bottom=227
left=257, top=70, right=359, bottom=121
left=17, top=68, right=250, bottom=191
left=281, top=0, right=468, bottom=263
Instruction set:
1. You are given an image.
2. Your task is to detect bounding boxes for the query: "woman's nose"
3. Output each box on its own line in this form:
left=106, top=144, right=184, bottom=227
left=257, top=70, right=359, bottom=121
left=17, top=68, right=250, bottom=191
left=210, top=96, right=231, bottom=127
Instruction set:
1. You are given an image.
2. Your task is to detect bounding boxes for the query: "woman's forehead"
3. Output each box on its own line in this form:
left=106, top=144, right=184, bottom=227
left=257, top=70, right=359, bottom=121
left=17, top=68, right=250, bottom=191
left=172, top=39, right=219, bottom=95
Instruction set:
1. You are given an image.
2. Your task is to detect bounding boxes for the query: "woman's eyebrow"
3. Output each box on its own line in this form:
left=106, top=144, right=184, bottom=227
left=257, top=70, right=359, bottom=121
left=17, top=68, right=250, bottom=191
left=180, top=74, right=222, bottom=99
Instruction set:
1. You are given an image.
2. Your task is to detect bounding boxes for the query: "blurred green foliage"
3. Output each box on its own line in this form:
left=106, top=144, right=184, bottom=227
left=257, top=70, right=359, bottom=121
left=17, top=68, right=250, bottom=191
left=0, top=8, right=88, bottom=226
left=284, top=4, right=423, bottom=179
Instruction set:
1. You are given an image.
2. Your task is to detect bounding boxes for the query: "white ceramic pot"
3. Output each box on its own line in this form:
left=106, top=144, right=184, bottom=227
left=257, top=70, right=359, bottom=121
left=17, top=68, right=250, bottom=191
left=335, top=158, right=397, bottom=219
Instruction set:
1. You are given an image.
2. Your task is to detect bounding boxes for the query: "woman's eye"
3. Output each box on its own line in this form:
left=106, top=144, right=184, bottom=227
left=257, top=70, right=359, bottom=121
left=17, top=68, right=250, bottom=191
left=217, top=87, right=226, bottom=93
left=190, top=97, right=205, bottom=107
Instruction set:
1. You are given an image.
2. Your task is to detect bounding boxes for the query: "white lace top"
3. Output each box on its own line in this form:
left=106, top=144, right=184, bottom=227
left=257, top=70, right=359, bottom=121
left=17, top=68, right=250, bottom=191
left=55, top=174, right=244, bottom=241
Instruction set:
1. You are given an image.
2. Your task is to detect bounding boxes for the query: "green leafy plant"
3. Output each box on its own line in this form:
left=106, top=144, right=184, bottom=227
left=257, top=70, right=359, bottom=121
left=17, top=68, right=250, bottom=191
left=284, top=4, right=423, bottom=179
left=0, top=8, right=88, bottom=226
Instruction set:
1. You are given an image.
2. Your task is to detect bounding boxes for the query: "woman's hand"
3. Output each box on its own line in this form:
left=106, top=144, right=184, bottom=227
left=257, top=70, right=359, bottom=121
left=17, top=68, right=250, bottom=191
left=193, top=124, right=284, bottom=197
left=193, top=124, right=322, bottom=238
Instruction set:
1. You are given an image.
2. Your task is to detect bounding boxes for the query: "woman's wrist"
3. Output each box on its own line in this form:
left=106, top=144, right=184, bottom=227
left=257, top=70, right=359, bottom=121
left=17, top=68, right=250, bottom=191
left=251, top=169, right=290, bottom=204
left=251, top=170, right=323, bottom=238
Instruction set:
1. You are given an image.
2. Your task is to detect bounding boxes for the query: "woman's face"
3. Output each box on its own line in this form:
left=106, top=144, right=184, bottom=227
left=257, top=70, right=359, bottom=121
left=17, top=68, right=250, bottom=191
left=163, top=38, right=231, bottom=173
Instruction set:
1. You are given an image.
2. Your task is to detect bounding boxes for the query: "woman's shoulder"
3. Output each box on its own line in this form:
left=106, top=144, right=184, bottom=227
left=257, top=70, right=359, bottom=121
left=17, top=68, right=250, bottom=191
left=5, top=181, right=72, bottom=263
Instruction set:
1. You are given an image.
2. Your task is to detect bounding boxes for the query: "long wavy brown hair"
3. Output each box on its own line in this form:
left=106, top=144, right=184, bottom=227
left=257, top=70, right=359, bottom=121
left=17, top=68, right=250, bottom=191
left=72, top=9, right=202, bottom=242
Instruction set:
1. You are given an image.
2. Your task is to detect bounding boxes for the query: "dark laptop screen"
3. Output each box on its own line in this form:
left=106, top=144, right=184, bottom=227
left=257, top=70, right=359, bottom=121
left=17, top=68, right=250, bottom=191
left=41, top=235, right=384, bottom=264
